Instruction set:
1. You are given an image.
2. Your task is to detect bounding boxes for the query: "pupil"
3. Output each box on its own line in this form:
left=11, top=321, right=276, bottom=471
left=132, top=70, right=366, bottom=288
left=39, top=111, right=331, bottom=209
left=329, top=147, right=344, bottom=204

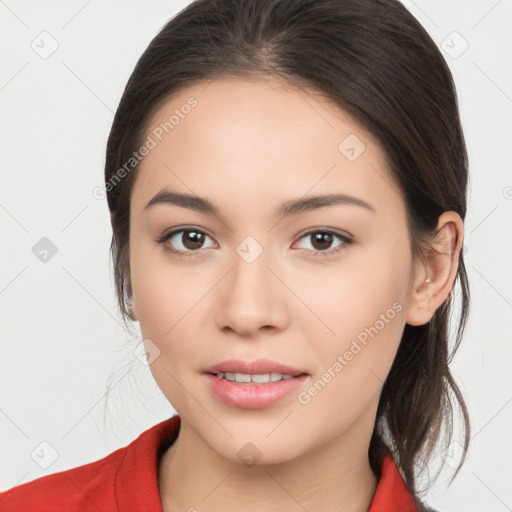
left=183, top=230, right=204, bottom=249
left=312, top=232, right=332, bottom=251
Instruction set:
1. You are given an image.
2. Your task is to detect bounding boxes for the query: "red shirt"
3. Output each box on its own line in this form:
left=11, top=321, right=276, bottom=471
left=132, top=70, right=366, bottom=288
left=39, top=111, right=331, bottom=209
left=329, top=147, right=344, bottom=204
left=0, top=414, right=420, bottom=511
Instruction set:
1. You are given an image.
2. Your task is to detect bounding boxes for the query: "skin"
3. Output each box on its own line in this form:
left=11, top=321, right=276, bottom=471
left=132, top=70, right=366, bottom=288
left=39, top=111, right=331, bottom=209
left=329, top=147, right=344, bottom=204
left=124, top=76, right=463, bottom=512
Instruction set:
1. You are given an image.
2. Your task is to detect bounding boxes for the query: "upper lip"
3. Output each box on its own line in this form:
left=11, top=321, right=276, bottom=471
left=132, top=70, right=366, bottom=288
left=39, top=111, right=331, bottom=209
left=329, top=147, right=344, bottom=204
left=202, top=359, right=308, bottom=376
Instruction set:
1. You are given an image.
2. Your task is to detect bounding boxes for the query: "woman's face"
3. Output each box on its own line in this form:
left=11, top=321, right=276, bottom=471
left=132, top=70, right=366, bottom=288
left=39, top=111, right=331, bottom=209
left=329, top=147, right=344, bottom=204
left=128, top=77, right=421, bottom=464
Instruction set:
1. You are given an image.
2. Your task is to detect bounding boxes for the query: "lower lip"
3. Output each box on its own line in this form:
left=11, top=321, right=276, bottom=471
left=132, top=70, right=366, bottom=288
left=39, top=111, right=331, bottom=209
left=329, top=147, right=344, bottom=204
left=202, top=373, right=309, bottom=409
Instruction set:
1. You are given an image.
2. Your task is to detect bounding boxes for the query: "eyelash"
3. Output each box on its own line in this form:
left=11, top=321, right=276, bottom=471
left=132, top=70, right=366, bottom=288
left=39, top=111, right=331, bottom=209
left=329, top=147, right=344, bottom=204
left=155, top=227, right=353, bottom=259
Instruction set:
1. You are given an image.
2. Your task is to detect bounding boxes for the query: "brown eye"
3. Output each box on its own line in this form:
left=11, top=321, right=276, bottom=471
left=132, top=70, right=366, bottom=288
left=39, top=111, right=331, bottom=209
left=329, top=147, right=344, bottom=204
left=178, top=230, right=206, bottom=250
left=310, top=232, right=335, bottom=251
left=295, top=229, right=352, bottom=257
left=157, top=228, right=216, bottom=258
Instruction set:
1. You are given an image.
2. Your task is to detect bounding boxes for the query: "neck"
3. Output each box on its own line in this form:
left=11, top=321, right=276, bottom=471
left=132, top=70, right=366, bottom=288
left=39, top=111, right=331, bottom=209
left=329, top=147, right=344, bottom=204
left=159, top=410, right=379, bottom=512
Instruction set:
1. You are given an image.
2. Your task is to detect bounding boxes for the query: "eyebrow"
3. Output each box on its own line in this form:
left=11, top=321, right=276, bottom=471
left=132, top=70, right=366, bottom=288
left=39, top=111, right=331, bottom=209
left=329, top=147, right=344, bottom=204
left=144, top=189, right=376, bottom=217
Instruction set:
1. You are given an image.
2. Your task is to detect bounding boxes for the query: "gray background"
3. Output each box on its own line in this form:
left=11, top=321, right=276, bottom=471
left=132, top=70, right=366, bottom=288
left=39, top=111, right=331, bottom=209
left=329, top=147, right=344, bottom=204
left=1, top=1, right=511, bottom=510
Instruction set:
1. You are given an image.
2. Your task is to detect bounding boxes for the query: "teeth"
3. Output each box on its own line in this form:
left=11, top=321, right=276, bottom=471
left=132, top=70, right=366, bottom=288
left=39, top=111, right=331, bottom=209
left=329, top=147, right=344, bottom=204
left=217, top=372, right=295, bottom=383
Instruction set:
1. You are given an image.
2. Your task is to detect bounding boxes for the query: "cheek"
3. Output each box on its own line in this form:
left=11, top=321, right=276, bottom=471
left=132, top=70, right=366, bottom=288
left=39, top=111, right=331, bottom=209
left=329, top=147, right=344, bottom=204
left=130, top=230, right=212, bottom=334
left=131, top=252, right=212, bottom=409
left=293, top=246, right=409, bottom=407
left=133, top=268, right=211, bottom=360
left=297, top=295, right=406, bottom=430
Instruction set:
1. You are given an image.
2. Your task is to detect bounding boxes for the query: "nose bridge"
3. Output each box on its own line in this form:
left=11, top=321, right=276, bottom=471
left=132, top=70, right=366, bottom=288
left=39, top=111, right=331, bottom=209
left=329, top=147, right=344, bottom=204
left=231, top=233, right=275, bottom=300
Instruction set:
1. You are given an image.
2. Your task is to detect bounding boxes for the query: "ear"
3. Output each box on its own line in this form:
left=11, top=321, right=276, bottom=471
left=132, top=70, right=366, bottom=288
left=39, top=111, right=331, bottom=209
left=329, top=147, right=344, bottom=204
left=405, top=211, right=464, bottom=326
left=127, top=283, right=138, bottom=322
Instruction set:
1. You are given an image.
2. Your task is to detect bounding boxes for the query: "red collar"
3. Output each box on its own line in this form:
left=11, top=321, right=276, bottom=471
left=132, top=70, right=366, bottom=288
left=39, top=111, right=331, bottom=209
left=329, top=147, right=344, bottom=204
left=368, top=452, right=419, bottom=511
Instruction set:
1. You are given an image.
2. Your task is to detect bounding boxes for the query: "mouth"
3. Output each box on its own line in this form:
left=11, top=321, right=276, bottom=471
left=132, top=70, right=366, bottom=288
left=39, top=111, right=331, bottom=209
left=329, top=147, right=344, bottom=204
left=201, top=359, right=310, bottom=409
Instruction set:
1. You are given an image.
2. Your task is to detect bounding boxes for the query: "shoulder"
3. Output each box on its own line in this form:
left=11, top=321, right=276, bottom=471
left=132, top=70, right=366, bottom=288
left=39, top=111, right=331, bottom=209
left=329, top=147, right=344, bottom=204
left=0, top=415, right=181, bottom=512
left=0, top=440, right=128, bottom=511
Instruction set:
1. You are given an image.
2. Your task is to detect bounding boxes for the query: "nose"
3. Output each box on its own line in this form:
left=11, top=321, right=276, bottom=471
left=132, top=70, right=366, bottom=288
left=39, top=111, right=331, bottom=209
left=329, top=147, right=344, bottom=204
left=214, top=242, right=288, bottom=338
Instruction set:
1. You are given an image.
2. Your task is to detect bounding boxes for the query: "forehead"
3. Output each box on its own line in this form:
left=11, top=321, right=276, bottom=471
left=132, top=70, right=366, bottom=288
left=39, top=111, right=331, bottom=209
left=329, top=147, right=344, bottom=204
left=131, top=77, right=404, bottom=217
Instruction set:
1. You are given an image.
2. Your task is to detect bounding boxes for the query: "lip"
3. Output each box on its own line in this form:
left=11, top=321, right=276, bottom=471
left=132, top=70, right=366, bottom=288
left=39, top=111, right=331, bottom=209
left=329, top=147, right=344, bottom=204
left=201, top=359, right=310, bottom=410
left=202, top=372, right=309, bottom=409
left=202, top=358, right=308, bottom=377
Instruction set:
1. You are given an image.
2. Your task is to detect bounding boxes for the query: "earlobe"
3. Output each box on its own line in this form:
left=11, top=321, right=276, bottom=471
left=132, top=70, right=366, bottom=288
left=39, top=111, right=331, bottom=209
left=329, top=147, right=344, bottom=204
left=127, top=282, right=138, bottom=321
left=405, top=271, right=435, bottom=326
left=405, top=212, right=463, bottom=327
left=128, top=303, right=138, bottom=321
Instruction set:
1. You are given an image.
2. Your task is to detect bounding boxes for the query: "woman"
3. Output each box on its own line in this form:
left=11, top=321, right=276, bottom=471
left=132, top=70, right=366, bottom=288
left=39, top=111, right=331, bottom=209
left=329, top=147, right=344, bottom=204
left=0, top=0, right=470, bottom=510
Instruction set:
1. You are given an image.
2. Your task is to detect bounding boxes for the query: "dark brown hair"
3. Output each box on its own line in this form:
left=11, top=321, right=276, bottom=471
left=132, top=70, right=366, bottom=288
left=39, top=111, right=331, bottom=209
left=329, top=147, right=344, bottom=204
left=105, top=0, right=471, bottom=504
